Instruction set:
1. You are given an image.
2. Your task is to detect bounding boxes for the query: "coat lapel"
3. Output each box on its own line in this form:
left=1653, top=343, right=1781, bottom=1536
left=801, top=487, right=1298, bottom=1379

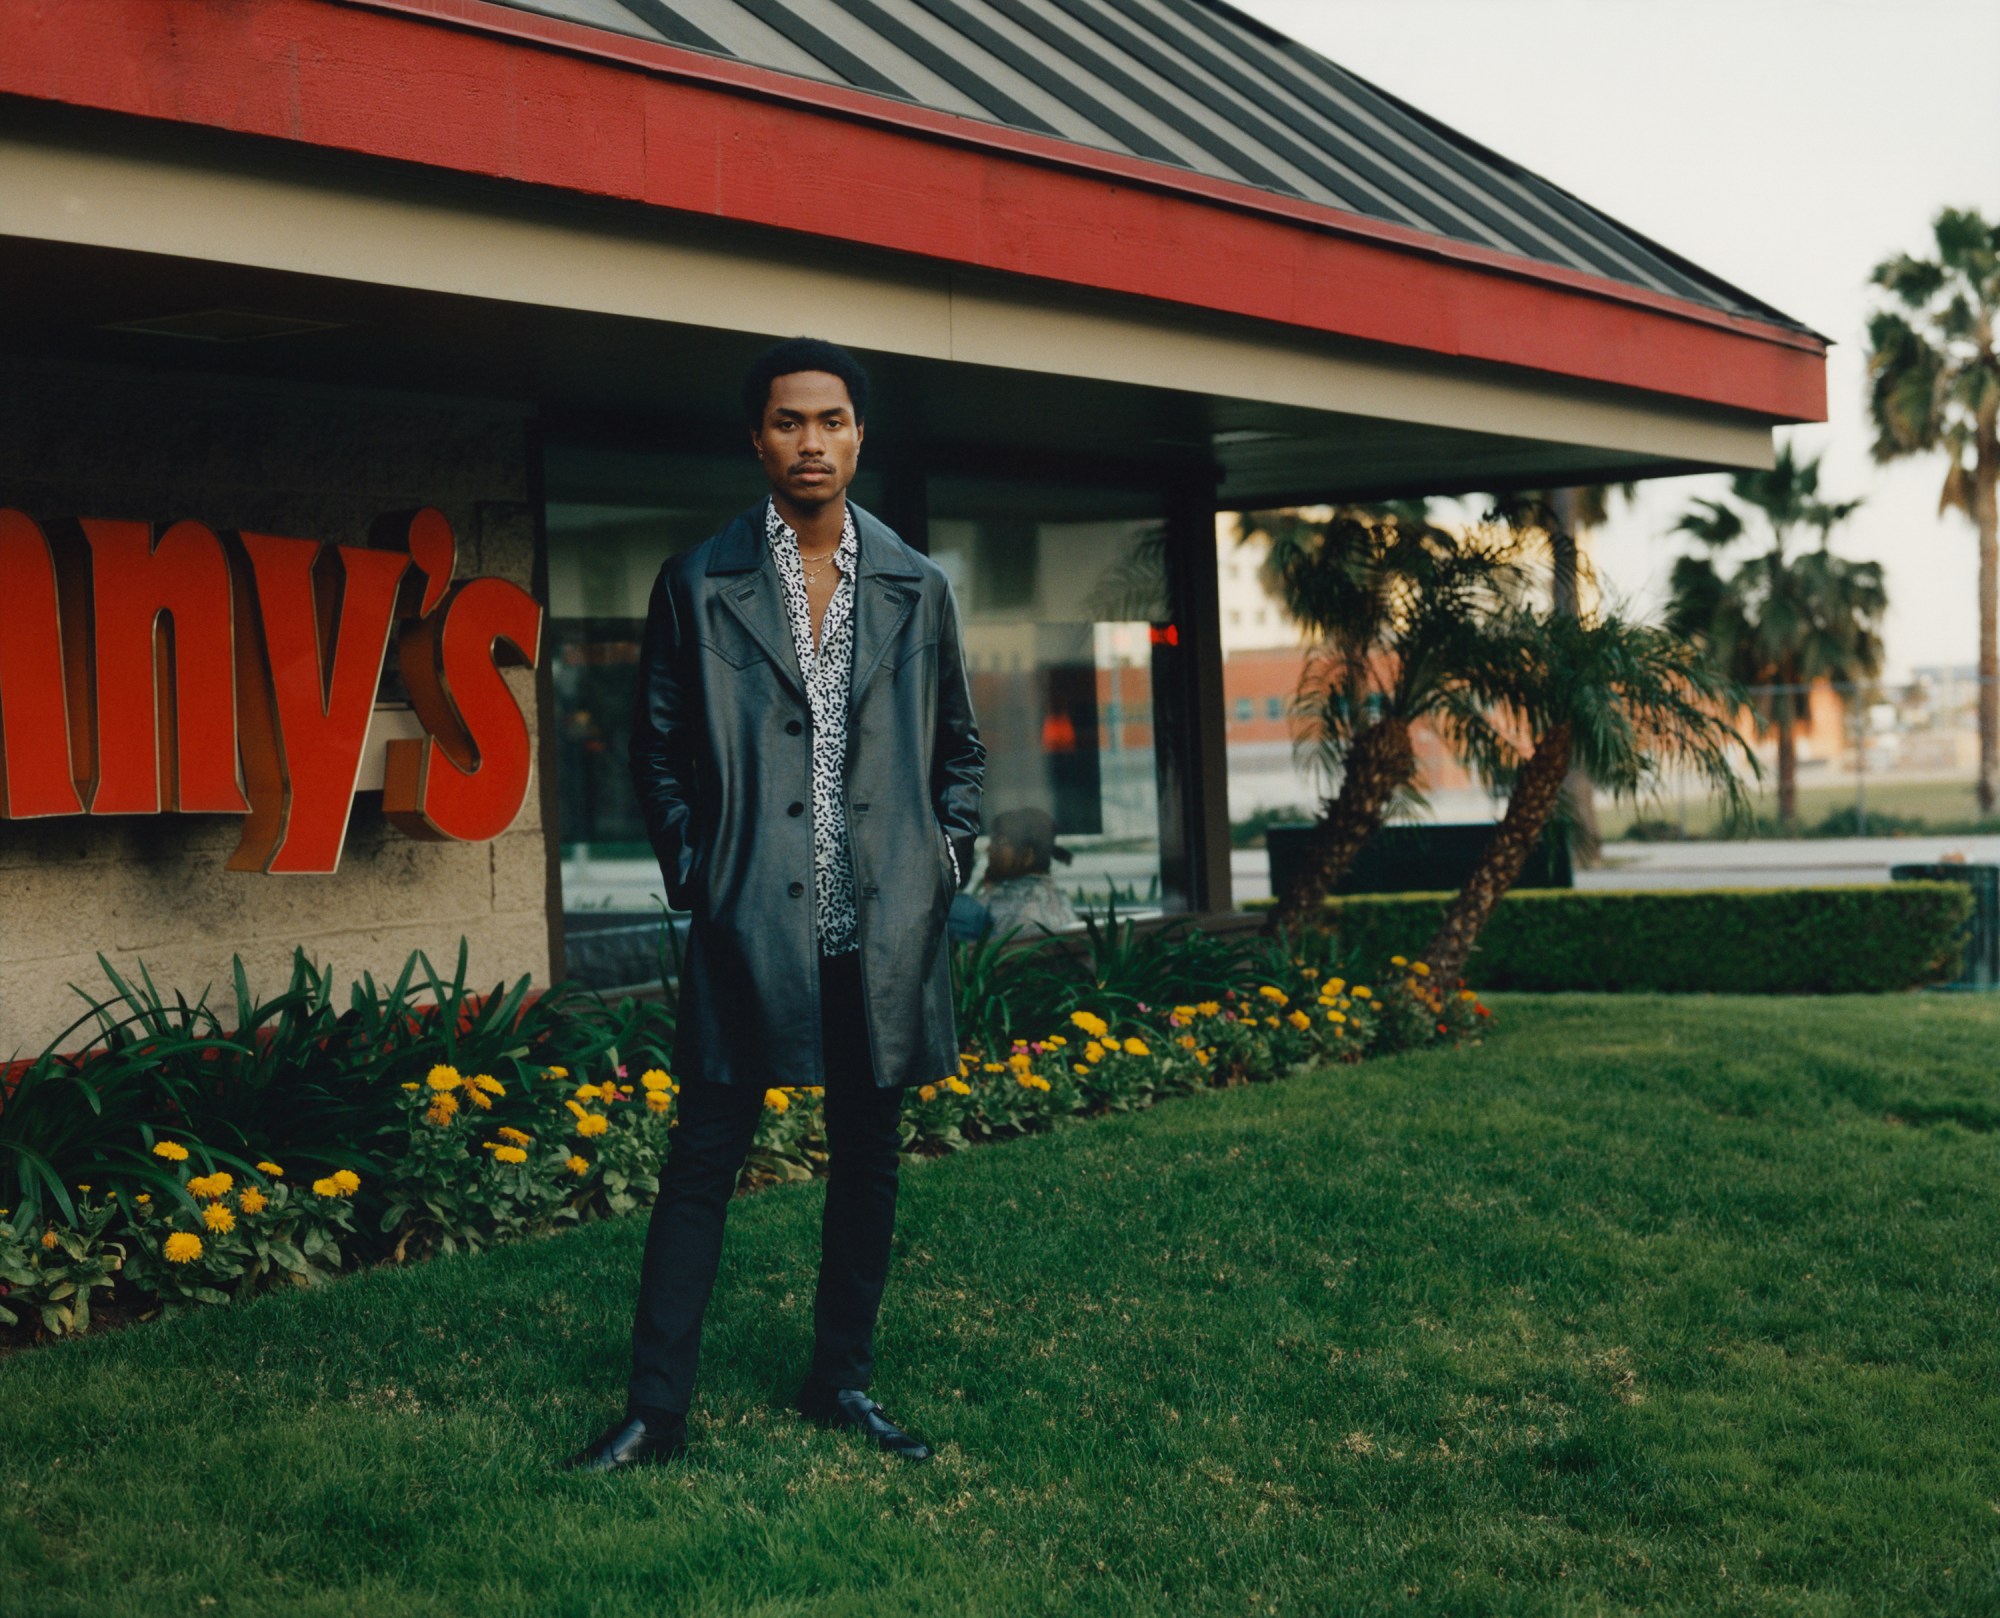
left=847, top=503, right=924, bottom=711
left=707, top=504, right=805, bottom=703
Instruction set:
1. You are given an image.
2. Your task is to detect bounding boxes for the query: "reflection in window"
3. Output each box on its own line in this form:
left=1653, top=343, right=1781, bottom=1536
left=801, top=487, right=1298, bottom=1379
left=928, top=477, right=1169, bottom=926
left=543, top=446, right=886, bottom=986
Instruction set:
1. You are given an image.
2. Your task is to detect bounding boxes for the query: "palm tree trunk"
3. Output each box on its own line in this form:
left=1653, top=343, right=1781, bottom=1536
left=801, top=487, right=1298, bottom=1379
left=1976, top=416, right=1998, bottom=815
left=1775, top=706, right=1798, bottom=831
left=1421, top=722, right=1573, bottom=986
left=1263, top=719, right=1414, bottom=936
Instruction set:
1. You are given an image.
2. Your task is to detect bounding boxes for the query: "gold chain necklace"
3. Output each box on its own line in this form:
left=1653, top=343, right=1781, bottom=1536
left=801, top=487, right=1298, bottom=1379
left=797, top=543, right=842, bottom=584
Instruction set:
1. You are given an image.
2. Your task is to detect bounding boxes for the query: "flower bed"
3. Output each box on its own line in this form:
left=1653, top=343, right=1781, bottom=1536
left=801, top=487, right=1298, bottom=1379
left=1, top=927, right=1488, bottom=1346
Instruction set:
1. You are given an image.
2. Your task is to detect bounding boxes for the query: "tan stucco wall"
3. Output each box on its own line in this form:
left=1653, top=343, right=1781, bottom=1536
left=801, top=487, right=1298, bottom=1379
left=0, top=363, right=550, bottom=1058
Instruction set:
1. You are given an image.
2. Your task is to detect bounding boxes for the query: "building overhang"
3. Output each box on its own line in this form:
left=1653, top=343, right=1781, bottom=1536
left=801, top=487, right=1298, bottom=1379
left=0, top=0, right=1825, bottom=496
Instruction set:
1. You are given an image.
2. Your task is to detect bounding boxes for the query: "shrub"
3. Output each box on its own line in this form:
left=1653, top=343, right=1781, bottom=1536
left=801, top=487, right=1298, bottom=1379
left=3, top=923, right=1491, bottom=1344
left=1265, top=884, right=1972, bottom=993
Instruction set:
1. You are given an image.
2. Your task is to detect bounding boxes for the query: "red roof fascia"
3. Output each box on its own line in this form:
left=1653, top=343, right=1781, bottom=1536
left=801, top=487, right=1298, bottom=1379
left=0, top=0, right=1827, bottom=422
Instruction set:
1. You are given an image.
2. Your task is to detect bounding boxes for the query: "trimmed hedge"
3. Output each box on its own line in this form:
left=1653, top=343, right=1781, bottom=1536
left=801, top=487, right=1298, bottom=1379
left=1258, top=884, right=1973, bottom=994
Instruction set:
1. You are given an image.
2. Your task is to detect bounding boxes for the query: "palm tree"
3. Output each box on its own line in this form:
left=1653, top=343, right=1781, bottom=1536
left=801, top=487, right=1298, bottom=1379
left=1665, top=444, right=1884, bottom=831
left=1419, top=608, right=1752, bottom=986
left=1866, top=206, right=2000, bottom=810
left=1245, top=505, right=1525, bottom=936
left=1482, top=483, right=1636, bottom=861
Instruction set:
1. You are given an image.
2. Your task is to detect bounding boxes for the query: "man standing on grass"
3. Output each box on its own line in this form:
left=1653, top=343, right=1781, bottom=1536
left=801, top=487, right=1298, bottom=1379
left=566, top=337, right=985, bottom=1470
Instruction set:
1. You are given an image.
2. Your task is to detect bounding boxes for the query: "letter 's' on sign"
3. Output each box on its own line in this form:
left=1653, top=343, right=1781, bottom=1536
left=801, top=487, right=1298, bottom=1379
left=0, top=506, right=544, bottom=875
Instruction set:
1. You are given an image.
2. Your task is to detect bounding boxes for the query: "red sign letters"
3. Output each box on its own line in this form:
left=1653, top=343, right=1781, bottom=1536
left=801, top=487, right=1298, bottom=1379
left=0, top=507, right=543, bottom=873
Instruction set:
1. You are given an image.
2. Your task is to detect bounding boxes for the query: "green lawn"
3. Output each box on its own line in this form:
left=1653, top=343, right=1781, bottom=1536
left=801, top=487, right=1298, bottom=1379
left=1597, top=776, right=1993, bottom=837
left=5, top=995, right=2000, bottom=1616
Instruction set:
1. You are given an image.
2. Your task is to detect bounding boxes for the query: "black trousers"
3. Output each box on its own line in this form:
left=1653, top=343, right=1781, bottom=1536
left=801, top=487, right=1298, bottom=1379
left=626, top=947, right=907, bottom=1416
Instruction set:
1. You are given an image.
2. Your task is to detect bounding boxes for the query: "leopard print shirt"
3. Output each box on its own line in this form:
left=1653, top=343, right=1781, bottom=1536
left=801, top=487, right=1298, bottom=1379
left=767, top=499, right=863, bottom=956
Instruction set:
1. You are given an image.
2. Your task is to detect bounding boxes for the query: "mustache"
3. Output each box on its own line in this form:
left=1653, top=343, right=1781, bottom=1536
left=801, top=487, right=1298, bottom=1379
left=788, top=459, right=832, bottom=476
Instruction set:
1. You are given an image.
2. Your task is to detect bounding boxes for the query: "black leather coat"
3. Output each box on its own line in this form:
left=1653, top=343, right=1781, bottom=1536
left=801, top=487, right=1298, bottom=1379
left=629, top=500, right=985, bottom=1090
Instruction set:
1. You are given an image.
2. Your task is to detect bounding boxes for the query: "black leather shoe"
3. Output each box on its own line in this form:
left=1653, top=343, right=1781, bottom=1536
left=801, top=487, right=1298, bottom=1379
left=797, top=1384, right=933, bottom=1462
left=563, top=1412, right=688, bottom=1472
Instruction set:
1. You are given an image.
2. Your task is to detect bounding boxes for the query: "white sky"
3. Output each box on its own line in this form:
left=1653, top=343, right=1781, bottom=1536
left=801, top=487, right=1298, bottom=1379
left=1230, top=0, right=2000, bottom=679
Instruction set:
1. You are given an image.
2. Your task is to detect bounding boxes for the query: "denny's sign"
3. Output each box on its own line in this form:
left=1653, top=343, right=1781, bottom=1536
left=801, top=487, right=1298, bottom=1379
left=0, top=507, right=542, bottom=873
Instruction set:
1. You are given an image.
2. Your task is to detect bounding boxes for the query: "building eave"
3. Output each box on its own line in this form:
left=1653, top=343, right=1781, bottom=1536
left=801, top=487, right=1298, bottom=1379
left=1, top=0, right=1827, bottom=423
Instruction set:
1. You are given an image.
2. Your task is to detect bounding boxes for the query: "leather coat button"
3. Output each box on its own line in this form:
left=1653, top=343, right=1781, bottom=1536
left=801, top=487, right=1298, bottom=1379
left=787, top=801, right=804, bottom=817
left=788, top=881, right=805, bottom=897
left=786, top=719, right=803, bottom=735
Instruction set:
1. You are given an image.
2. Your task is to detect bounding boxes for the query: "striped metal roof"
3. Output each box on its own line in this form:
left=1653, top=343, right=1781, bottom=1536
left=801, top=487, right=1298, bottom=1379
left=494, top=0, right=1808, bottom=333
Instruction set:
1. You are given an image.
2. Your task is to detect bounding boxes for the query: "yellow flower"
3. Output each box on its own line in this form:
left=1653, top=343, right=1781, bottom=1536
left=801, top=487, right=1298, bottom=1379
left=1196, top=1001, right=1221, bottom=1017
left=163, top=1231, right=203, bottom=1264
left=1172, top=1005, right=1198, bottom=1020
left=152, top=1140, right=189, bottom=1162
left=1258, top=985, right=1288, bottom=1004
left=763, top=1089, right=790, bottom=1113
left=1352, top=985, right=1373, bottom=1000
left=1324, top=979, right=1345, bottom=997
left=1390, top=955, right=1408, bottom=968
left=574, top=1083, right=605, bottom=1102
left=332, top=1170, right=361, bottom=1195
left=429, top=1090, right=460, bottom=1120
left=424, top=1103, right=455, bottom=1127
left=565, top=1154, right=590, bottom=1175
left=312, top=1176, right=341, bottom=1196
left=256, top=1161, right=284, bottom=1177
left=640, top=1068, right=671, bottom=1092
left=203, top=1203, right=235, bottom=1234
left=645, top=1089, right=671, bottom=1115
left=1046, top=1035, right=1066, bottom=1047
left=470, top=1074, right=504, bottom=1095
left=401, top=1081, right=419, bottom=1091
left=497, top=1126, right=532, bottom=1146
left=187, top=1173, right=233, bottom=1200
left=1020, top=1074, right=1050, bottom=1092
left=1007, top=1052, right=1032, bottom=1071
left=40, top=1229, right=58, bottom=1250
left=1460, top=988, right=1477, bottom=1001
left=1411, top=961, right=1431, bottom=976
left=564, top=1099, right=586, bottom=1119
left=1084, top=1041, right=1104, bottom=1064
left=240, top=1187, right=267, bottom=1215
left=1288, top=1010, right=1310, bottom=1031
left=1178, top=1033, right=1197, bottom=1050
left=135, top=1194, right=151, bottom=1205
left=917, top=1084, right=938, bottom=1102
left=493, top=1145, right=528, bottom=1165
left=546, top=1065, right=570, bottom=1080
left=1123, top=1038, right=1149, bottom=1057
left=983, top=1062, right=1006, bottom=1073
left=944, top=1076, right=971, bottom=1097
left=1072, top=1064, right=1088, bottom=1075
left=465, top=1087, right=493, bottom=1111
left=1195, top=1050, right=1210, bottom=1065
left=1264, top=1016, right=1279, bottom=1028
left=425, top=1065, right=461, bottom=1092
left=576, top=1113, right=609, bottom=1138
left=1326, top=1010, right=1347, bottom=1025
left=1069, top=1010, right=1109, bottom=1039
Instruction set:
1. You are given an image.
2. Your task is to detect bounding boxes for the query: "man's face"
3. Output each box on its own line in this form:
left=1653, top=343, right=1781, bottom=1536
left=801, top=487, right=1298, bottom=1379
left=751, top=369, right=864, bottom=510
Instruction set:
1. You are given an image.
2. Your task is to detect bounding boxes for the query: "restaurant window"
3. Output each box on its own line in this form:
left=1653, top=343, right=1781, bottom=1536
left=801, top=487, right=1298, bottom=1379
left=541, top=441, right=886, bottom=986
left=927, top=475, right=1171, bottom=923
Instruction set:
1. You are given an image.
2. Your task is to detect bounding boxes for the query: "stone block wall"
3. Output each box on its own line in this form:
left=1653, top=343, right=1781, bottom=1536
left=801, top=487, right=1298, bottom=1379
left=0, top=360, right=551, bottom=1056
